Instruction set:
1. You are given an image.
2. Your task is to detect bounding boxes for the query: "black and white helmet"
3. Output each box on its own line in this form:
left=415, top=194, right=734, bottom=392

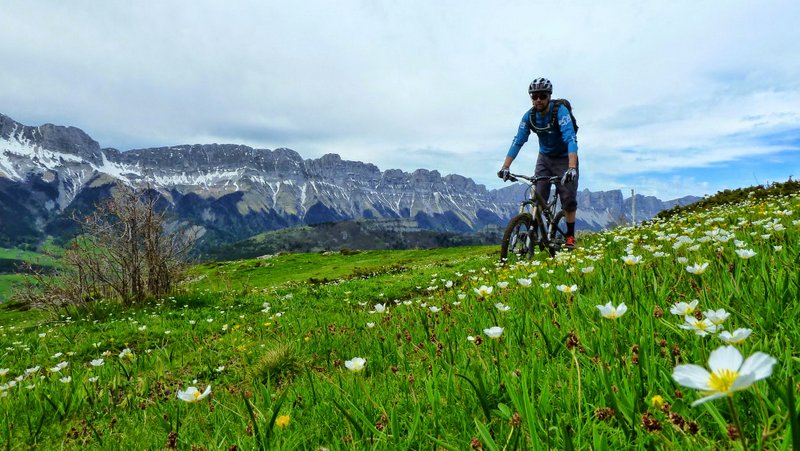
left=528, top=77, right=553, bottom=94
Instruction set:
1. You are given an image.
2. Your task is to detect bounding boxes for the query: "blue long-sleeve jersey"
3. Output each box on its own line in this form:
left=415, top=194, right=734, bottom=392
left=506, top=101, right=578, bottom=159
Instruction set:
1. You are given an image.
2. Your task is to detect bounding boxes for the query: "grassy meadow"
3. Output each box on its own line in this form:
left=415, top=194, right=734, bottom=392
left=0, top=190, right=799, bottom=449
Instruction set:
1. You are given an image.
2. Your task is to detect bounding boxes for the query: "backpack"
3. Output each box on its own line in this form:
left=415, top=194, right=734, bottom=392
left=529, top=98, right=578, bottom=134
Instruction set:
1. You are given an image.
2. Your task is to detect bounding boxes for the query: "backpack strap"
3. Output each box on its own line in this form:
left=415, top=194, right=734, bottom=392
left=528, top=99, right=579, bottom=134
left=550, top=99, right=565, bottom=129
left=527, top=105, right=550, bottom=134
left=550, top=98, right=578, bottom=134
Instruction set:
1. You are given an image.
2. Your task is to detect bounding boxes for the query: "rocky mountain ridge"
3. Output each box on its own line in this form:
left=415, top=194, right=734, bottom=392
left=0, top=113, right=699, bottom=248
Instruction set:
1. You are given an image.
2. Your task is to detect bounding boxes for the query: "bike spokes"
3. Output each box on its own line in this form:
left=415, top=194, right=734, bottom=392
left=510, top=225, right=529, bottom=257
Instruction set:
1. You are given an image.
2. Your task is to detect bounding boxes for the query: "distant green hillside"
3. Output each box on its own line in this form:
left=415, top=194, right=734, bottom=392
left=0, top=246, right=60, bottom=302
left=0, top=247, right=59, bottom=265
left=202, top=219, right=502, bottom=262
left=656, top=178, right=799, bottom=221
left=190, top=245, right=496, bottom=293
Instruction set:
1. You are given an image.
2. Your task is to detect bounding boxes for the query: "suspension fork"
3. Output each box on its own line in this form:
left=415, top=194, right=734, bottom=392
left=518, top=200, right=534, bottom=215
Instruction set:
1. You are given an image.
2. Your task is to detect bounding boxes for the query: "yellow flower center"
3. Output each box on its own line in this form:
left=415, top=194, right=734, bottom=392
left=276, top=415, right=291, bottom=428
left=650, top=395, right=665, bottom=409
left=708, top=369, right=739, bottom=393
left=193, top=391, right=201, bottom=400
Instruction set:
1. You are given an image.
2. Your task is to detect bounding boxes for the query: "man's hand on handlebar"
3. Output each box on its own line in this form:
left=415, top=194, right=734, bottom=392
left=561, top=167, right=578, bottom=184
left=497, top=167, right=511, bottom=181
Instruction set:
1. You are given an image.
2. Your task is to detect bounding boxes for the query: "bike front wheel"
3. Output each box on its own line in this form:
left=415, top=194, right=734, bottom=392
left=500, top=213, right=537, bottom=264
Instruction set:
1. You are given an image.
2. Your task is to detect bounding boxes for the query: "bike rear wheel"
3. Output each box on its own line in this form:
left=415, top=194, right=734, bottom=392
left=548, top=210, right=568, bottom=257
left=500, top=213, right=537, bottom=264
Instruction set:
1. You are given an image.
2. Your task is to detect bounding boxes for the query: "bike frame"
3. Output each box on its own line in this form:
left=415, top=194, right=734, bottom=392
left=508, top=173, right=567, bottom=253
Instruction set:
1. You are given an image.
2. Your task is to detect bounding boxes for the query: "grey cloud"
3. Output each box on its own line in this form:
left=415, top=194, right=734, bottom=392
left=1, top=0, right=800, bottom=198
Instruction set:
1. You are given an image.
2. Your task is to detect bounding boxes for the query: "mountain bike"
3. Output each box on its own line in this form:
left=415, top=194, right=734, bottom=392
left=499, top=173, right=569, bottom=262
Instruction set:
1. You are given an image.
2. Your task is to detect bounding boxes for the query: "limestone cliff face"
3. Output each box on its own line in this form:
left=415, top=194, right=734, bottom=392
left=0, top=113, right=699, bottom=247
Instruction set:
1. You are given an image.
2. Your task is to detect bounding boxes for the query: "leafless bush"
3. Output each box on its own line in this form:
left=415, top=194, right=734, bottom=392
left=13, top=186, right=197, bottom=312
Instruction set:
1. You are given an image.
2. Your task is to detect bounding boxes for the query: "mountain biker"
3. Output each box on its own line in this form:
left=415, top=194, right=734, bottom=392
left=497, top=77, right=579, bottom=248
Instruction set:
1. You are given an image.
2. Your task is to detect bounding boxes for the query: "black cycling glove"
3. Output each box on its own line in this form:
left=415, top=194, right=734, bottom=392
left=561, top=167, right=578, bottom=184
left=497, top=167, right=511, bottom=181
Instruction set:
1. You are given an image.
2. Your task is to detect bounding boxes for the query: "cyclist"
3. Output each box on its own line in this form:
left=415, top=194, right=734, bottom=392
left=497, top=77, right=579, bottom=248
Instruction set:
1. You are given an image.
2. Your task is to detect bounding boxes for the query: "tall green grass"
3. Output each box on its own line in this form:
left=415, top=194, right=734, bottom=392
left=0, top=191, right=798, bottom=449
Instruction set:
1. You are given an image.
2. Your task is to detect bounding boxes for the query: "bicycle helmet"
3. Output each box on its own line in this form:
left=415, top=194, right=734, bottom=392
left=528, top=77, right=553, bottom=94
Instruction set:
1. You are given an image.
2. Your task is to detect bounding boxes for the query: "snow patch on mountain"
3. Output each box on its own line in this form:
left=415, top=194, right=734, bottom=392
left=96, top=152, right=140, bottom=184
left=1, top=131, right=85, bottom=180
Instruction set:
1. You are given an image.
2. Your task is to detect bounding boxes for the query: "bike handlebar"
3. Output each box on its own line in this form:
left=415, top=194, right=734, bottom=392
left=506, top=173, right=562, bottom=185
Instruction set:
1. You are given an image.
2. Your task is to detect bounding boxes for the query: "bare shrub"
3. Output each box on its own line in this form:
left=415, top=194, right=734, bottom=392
left=13, top=186, right=197, bottom=312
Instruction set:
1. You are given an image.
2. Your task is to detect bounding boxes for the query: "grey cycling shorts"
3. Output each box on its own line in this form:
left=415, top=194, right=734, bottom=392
left=534, top=153, right=578, bottom=212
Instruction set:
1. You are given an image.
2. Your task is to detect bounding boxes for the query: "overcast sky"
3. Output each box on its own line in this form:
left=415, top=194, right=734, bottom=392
left=2, top=1, right=799, bottom=199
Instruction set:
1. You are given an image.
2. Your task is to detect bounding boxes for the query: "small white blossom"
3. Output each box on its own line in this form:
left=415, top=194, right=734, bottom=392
left=686, top=263, right=709, bottom=275
left=483, top=326, right=504, bottom=339
left=621, top=255, right=643, bottom=265
left=718, top=328, right=752, bottom=344
left=673, top=345, right=776, bottom=406
left=680, top=316, right=718, bottom=336
left=670, top=300, right=700, bottom=316
left=736, top=249, right=757, bottom=259
left=344, top=357, right=367, bottom=372
left=556, top=284, right=578, bottom=294
left=596, top=302, right=627, bottom=319
left=177, top=385, right=212, bottom=402
left=703, top=308, right=730, bottom=325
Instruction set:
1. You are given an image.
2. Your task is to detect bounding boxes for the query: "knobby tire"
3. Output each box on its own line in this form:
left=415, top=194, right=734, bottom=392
left=500, top=213, right=535, bottom=264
